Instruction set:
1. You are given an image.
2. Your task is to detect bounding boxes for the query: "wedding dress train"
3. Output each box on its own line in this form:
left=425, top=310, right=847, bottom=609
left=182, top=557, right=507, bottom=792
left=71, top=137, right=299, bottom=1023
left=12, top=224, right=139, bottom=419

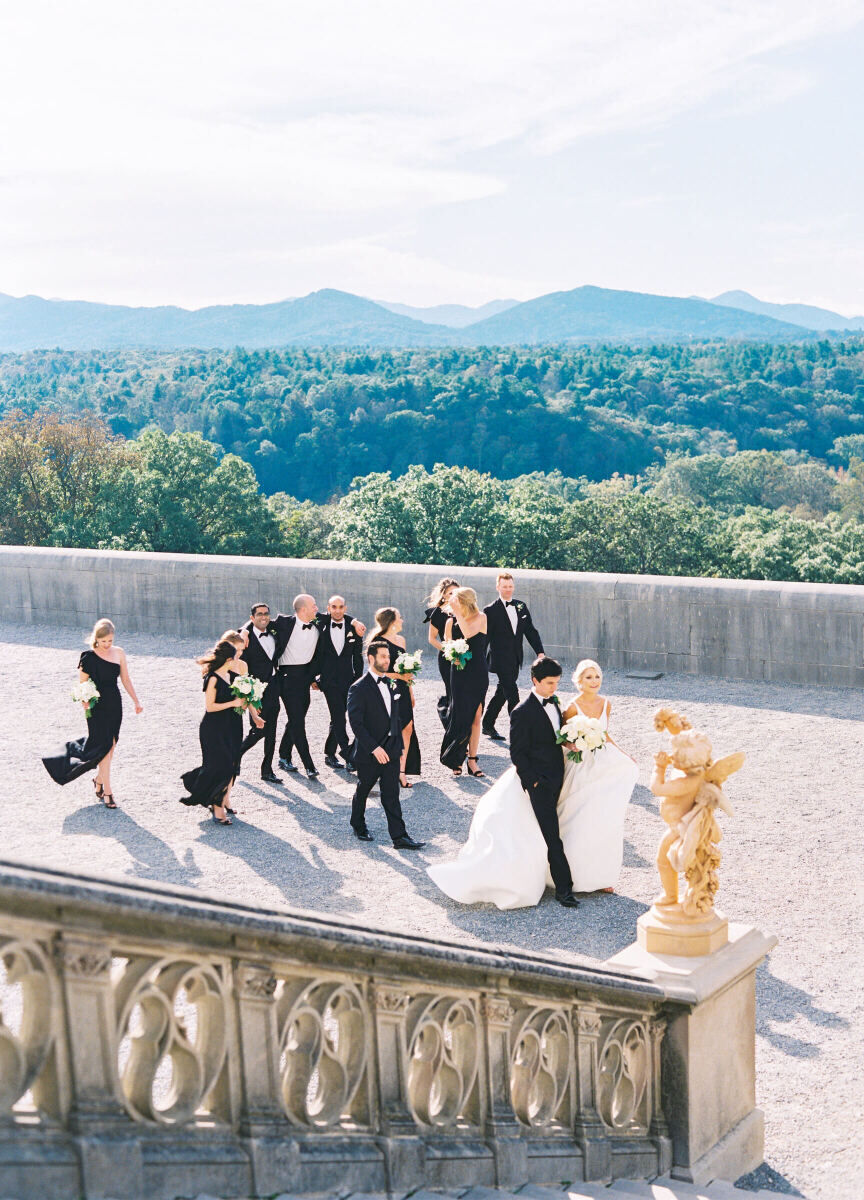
left=427, top=700, right=638, bottom=909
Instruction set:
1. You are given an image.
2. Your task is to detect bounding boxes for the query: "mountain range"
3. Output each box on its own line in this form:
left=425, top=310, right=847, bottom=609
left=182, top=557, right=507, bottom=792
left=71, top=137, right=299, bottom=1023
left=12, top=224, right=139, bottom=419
left=0, top=284, right=859, bottom=352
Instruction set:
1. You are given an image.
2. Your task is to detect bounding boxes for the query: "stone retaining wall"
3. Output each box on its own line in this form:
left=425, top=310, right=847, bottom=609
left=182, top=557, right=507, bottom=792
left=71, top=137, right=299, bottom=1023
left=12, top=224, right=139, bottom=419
left=1, top=545, right=862, bottom=686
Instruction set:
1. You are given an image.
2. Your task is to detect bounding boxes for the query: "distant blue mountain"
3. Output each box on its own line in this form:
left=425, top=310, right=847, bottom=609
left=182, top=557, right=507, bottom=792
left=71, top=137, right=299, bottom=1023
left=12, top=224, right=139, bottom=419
left=710, top=289, right=864, bottom=332
left=377, top=298, right=519, bottom=327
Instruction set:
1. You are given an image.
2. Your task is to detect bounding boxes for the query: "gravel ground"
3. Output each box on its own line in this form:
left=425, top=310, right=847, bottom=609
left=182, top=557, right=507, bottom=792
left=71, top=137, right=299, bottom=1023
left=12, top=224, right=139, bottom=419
left=4, top=622, right=863, bottom=1200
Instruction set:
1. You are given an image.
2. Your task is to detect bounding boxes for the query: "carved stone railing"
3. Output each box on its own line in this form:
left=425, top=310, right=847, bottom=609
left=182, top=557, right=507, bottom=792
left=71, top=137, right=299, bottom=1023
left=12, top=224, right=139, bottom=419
left=0, top=861, right=768, bottom=1199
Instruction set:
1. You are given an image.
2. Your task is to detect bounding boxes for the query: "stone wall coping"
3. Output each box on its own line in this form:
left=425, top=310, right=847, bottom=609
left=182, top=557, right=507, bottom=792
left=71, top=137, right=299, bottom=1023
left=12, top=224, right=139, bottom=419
left=0, top=858, right=671, bottom=1005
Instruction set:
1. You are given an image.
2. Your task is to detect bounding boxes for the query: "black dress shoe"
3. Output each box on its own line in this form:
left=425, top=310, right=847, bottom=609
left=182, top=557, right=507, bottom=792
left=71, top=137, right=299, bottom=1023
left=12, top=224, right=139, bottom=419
left=305, top=766, right=320, bottom=779
left=352, top=826, right=373, bottom=841
left=278, top=758, right=298, bottom=773
left=555, top=890, right=580, bottom=908
left=483, top=726, right=505, bottom=741
left=260, top=770, right=283, bottom=784
left=392, top=835, right=425, bottom=850
left=324, top=755, right=344, bottom=769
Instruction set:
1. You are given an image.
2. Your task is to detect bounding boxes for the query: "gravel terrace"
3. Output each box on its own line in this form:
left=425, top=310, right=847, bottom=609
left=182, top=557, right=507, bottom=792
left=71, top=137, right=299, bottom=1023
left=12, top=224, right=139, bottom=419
left=4, top=622, right=863, bottom=1200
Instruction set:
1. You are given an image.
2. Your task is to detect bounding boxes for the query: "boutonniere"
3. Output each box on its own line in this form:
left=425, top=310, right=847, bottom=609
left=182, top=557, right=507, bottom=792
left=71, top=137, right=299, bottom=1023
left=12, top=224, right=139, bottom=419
left=266, top=622, right=277, bottom=636
left=551, top=693, right=561, bottom=705
left=388, top=680, right=398, bottom=691
left=516, top=602, right=526, bottom=614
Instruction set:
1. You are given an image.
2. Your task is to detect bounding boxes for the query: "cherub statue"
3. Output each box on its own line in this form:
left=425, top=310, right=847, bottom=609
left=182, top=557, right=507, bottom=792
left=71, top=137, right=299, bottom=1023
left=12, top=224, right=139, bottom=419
left=650, top=708, right=745, bottom=919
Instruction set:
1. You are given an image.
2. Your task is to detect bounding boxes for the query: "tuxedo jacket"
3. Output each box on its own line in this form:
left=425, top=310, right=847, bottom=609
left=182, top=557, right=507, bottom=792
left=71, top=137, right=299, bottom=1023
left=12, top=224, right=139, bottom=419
left=347, top=672, right=411, bottom=765
left=484, top=597, right=544, bottom=678
left=240, top=620, right=280, bottom=682
left=509, top=692, right=564, bottom=794
left=270, top=611, right=328, bottom=669
left=314, top=612, right=363, bottom=691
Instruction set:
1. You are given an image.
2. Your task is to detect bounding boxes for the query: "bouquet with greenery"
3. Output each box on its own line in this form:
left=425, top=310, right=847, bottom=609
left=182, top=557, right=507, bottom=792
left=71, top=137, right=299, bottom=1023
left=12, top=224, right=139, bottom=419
left=556, top=712, right=607, bottom=763
left=230, top=674, right=267, bottom=713
left=394, top=649, right=423, bottom=678
left=71, top=679, right=100, bottom=718
left=443, top=638, right=472, bottom=670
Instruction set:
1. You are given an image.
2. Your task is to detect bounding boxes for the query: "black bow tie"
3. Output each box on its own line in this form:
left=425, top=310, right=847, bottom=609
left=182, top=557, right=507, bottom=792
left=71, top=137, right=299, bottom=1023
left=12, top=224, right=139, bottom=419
left=542, top=697, right=559, bottom=707
left=331, top=622, right=343, bottom=629
left=505, top=600, right=516, bottom=607
left=376, top=676, right=389, bottom=686
left=302, top=622, right=314, bottom=630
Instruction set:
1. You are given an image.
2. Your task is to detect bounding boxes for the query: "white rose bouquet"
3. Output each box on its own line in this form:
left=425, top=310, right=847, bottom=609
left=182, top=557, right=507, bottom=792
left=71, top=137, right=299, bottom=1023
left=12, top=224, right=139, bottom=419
left=394, top=649, right=423, bottom=678
left=71, top=679, right=100, bottom=718
left=443, top=638, right=472, bottom=670
left=229, top=674, right=267, bottom=713
left=556, top=712, right=607, bottom=763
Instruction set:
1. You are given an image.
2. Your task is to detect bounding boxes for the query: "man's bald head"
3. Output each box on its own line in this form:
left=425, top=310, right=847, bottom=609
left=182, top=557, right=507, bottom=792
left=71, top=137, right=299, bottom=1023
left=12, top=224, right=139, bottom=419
left=293, top=594, right=317, bottom=621
left=328, top=595, right=346, bottom=618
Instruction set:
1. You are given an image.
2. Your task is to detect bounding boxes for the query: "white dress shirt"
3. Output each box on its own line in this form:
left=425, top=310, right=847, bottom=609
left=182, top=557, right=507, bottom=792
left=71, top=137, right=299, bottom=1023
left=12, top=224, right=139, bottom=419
left=329, top=620, right=346, bottom=656
left=532, top=688, right=561, bottom=731
left=279, top=620, right=319, bottom=667
left=372, top=671, right=392, bottom=714
left=504, top=598, right=518, bottom=634
left=253, top=627, right=276, bottom=660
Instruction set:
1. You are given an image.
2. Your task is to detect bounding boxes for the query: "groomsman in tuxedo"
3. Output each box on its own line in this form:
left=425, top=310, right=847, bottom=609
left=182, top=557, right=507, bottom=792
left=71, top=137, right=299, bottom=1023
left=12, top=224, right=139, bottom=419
left=314, top=594, right=364, bottom=769
left=482, top=571, right=545, bottom=741
left=346, top=641, right=424, bottom=849
left=274, top=595, right=366, bottom=779
left=239, top=602, right=282, bottom=783
left=509, top=657, right=579, bottom=908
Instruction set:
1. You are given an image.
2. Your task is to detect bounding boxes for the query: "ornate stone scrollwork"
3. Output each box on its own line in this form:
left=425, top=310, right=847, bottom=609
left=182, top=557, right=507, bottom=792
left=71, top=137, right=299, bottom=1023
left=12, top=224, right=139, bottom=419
left=0, top=939, right=56, bottom=1118
left=278, top=979, right=368, bottom=1129
left=405, top=995, right=480, bottom=1129
left=596, top=1018, right=651, bottom=1133
left=115, top=958, right=229, bottom=1126
left=509, top=1005, right=572, bottom=1128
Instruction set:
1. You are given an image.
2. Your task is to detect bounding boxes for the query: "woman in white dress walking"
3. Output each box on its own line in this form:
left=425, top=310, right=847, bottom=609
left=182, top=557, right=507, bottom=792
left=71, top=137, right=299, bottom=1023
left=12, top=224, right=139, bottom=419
left=427, top=659, right=638, bottom=909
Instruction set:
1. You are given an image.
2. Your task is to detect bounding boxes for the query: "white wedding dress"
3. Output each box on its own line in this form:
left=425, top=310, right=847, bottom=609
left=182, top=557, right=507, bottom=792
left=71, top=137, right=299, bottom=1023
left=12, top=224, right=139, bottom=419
left=427, top=700, right=639, bottom=909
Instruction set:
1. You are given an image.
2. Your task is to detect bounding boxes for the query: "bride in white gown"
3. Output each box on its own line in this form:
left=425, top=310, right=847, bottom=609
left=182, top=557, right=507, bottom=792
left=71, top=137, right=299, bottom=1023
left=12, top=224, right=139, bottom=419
left=427, top=660, right=639, bottom=909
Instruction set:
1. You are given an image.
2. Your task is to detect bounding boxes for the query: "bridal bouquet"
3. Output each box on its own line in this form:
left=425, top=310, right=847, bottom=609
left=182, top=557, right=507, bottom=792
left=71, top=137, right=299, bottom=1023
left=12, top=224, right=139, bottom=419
left=71, top=679, right=100, bottom=718
left=443, top=638, right=472, bottom=670
left=556, top=713, right=607, bottom=763
left=230, top=674, right=267, bottom=712
left=394, top=649, right=423, bottom=678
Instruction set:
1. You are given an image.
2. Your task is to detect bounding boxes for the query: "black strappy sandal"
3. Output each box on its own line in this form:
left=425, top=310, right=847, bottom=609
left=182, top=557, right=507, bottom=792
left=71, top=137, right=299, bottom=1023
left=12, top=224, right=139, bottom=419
left=210, top=808, right=232, bottom=825
left=399, top=774, right=413, bottom=789
left=466, top=756, right=485, bottom=778
left=93, top=779, right=104, bottom=800
left=102, top=793, right=118, bottom=809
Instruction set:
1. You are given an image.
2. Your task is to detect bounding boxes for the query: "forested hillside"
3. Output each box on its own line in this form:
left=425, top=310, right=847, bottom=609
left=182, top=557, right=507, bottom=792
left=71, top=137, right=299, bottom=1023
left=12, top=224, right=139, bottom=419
left=1, top=340, right=863, bottom=502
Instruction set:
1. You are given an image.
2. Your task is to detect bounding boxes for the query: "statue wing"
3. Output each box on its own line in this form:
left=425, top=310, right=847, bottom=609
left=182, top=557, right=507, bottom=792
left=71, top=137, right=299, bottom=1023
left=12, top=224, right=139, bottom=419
left=705, top=752, right=746, bottom=786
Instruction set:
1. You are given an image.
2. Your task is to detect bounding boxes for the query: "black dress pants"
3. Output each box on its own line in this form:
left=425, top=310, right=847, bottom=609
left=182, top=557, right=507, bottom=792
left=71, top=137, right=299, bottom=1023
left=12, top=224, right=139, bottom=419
left=484, top=673, right=519, bottom=728
left=351, top=757, right=407, bottom=842
left=322, top=683, right=351, bottom=757
left=277, top=666, right=314, bottom=769
left=240, top=678, right=279, bottom=771
left=528, top=780, right=572, bottom=895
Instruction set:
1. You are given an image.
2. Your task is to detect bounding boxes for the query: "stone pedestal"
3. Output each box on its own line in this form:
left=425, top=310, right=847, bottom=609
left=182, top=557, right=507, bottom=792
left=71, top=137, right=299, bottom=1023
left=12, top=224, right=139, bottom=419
left=638, top=906, right=729, bottom=956
left=606, top=923, right=776, bottom=1186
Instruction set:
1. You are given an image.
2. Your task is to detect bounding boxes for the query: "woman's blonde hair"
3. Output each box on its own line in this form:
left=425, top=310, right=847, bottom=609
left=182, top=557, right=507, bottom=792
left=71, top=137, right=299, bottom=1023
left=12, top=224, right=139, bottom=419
left=573, top=658, right=602, bottom=687
left=89, top=618, right=115, bottom=648
left=451, top=587, right=479, bottom=618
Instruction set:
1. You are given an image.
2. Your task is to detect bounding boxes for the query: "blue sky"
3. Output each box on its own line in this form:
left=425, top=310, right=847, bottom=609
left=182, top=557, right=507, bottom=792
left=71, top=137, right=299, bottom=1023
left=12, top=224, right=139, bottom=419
left=1, top=0, right=863, bottom=312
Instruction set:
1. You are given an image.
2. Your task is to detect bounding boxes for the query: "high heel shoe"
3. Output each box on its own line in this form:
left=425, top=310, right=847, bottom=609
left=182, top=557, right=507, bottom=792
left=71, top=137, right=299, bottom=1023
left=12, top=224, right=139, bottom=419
left=102, top=793, right=117, bottom=809
left=93, top=779, right=104, bottom=800
left=466, top=756, right=485, bottom=778
left=399, top=774, right=413, bottom=789
left=209, top=806, right=232, bottom=825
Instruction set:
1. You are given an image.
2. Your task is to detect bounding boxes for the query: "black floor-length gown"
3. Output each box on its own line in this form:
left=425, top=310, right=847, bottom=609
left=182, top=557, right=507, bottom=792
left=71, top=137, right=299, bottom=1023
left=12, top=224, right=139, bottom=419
left=383, top=638, right=422, bottom=776
left=180, top=673, right=243, bottom=810
left=440, top=630, right=489, bottom=769
left=42, top=650, right=123, bottom=784
left=424, top=606, right=462, bottom=727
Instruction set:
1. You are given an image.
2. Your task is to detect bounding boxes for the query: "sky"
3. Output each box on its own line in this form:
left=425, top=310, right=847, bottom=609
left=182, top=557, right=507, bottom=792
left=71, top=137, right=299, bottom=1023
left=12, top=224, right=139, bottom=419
left=1, top=0, right=863, bottom=313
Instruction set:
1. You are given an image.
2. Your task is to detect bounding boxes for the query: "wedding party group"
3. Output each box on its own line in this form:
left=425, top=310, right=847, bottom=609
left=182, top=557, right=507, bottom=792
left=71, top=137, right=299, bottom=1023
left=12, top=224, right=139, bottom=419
left=41, top=572, right=639, bottom=912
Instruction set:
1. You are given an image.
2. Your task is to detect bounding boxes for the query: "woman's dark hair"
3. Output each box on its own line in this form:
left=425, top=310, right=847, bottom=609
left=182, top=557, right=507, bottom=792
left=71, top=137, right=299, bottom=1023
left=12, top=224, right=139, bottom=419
left=197, top=631, right=244, bottom=677
left=530, top=655, right=562, bottom=682
left=366, top=606, right=399, bottom=648
left=425, top=577, right=460, bottom=608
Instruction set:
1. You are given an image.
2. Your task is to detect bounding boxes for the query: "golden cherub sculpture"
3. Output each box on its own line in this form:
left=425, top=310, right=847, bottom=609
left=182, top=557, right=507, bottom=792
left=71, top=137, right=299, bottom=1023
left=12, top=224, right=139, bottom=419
left=649, top=708, right=745, bottom=923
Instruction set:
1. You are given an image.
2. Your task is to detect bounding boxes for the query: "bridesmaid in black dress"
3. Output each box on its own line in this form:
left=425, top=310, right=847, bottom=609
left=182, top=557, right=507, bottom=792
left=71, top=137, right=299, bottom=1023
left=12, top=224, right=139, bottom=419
left=424, top=577, right=460, bottom=727
left=440, top=587, right=489, bottom=778
left=42, top=618, right=143, bottom=808
left=180, top=632, right=263, bottom=825
left=367, top=607, right=421, bottom=787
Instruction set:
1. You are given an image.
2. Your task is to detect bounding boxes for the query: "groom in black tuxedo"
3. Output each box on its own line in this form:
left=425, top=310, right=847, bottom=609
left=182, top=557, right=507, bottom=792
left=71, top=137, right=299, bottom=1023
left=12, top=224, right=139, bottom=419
left=483, top=571, right=545, bottom=740
left=239, top=602, right=282, bottom=783
left=346, top=641, right=424, bottom=850
left=509, top=657, right=579, bottom=908
left=314, top=594, right=364, bottom=769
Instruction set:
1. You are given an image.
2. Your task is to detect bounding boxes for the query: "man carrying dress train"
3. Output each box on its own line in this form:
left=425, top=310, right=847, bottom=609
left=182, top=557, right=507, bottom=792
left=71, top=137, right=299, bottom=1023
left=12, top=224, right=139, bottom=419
left=239, top=602, right=282, bottom=783
left=508, top=657, right=580, bottom=908
left=482, top=571, right=545, bottom=741
left=347, top=641, right=424, bottom=850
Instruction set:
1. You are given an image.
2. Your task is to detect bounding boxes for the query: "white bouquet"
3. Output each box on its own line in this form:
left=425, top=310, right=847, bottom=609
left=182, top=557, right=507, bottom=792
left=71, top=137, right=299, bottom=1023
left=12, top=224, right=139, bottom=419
left=230, top=673, right=267, bottom=713
left=556, top=711, right=607, bottom=763
left=443, top=638, right=472, bottom=670
left=71, top=678, right=100, bottom=718
left=394, top=649, right=423, bottom=678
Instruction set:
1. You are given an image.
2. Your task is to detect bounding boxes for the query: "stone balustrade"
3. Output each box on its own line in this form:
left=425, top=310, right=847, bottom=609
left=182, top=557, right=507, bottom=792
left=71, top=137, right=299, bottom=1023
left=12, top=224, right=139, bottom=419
left=0, top=860, right=693, bottom=1199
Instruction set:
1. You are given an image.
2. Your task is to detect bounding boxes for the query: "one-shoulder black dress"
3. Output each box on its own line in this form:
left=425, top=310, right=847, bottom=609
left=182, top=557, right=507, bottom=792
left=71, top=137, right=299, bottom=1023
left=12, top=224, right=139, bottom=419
left=180, top=672, right=243, bottom=810
left=383, top=638, right=421, bottom=776
left=424, top=606, right=463, bottom=727
left=440, top=630, right=489, bottom=770
left=43, top=650, right=123, bottom=785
